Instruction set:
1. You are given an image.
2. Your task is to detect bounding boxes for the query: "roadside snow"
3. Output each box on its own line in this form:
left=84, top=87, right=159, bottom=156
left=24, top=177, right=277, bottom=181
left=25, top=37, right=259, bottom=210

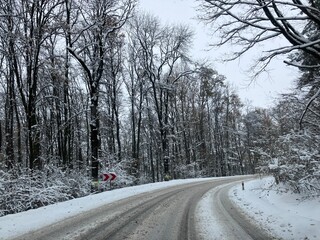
left=1, top=176, right=319, bottom=240
left=229, top=176, right=320, bottom=240
left=0, top=178, right=212, bottom=239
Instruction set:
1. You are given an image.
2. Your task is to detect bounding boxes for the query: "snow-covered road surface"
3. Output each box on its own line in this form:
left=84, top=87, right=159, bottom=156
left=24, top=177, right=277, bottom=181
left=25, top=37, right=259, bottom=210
left=196, top=182, right=272, bottom=240
left=5, top=175, right=317, bottom=239
left=3, top=176, right=273, bottom=240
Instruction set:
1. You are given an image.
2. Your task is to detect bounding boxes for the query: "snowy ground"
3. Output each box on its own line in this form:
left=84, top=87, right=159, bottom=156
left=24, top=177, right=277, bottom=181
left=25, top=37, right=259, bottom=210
left=229, top=176, right=320, bottom=240
left=0, top=177, right=215, bottom=239
left=0, top=176, right=319, bottom=240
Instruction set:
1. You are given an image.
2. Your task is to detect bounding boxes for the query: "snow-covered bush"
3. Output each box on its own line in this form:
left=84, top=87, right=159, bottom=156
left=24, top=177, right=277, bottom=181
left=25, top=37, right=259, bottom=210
left=99, top=157, right=137, bottom=190
left=272, top=130, right=320, bottom=196
left=0, top=166, right=91, bottom=217
left=174, top=162, right=204, bottom=179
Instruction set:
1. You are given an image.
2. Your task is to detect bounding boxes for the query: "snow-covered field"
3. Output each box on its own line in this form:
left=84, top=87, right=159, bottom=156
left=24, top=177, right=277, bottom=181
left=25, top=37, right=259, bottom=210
left=230, top=176, right=320, bottom=240
left=0, top=176, right=319, bottom=240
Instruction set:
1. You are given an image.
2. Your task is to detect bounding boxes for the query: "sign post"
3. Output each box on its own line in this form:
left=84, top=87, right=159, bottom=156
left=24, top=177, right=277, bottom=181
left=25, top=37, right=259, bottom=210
left=102, top=172, right=117, bottom=189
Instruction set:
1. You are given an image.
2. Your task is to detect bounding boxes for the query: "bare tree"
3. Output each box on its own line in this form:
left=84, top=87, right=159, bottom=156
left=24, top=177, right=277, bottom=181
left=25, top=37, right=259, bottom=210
left=0, top=0, right=15, bottom=168
left=199, top=1, right=320, bottom=66
left=67, top=0, right=136, bottom=181
left=123, top=33, right=147, bottom=181
left=0, top=0, right=65, bottom=170
left=128, top=13, right=193, bottom=179
left=198, top=0, right=320, bottom=122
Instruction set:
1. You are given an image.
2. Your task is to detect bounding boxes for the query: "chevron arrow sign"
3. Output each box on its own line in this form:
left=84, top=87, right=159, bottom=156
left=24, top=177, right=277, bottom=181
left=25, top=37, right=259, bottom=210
left=103, top=172, right=117, bottom=181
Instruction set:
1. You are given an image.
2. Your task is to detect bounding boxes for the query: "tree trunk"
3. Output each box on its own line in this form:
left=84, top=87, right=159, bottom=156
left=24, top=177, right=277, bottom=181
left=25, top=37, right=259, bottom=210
left=90, top=88, right=101, bottom=181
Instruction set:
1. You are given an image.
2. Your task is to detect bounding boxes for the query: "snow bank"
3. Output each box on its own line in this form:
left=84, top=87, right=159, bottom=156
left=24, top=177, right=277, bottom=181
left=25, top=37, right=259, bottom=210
left=2, top=176, right=318, bottom=240
left=0, top=178, right=211, bottom=239
left=229, top=176, right=320, bottom=240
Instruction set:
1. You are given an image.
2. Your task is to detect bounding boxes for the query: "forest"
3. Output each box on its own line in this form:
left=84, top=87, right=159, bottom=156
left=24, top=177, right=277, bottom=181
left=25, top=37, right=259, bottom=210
left=0, top=0, right=319, bottom=216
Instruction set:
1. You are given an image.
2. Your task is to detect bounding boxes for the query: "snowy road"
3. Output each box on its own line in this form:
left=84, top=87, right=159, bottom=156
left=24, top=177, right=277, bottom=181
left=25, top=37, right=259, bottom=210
left=12, top=176, right=273, bottom=240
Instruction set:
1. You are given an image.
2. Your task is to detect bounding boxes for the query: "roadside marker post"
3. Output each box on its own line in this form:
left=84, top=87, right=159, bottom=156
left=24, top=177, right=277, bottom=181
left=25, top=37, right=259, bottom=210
left=102, top=172, right=117, bottom=190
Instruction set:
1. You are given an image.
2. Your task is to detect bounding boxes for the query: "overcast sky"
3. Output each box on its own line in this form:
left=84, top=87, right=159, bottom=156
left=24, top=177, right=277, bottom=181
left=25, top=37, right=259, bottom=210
left=138, top=0, right=298, bottom=108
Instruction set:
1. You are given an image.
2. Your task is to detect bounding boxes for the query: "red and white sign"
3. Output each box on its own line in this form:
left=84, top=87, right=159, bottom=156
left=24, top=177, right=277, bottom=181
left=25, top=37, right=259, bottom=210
left=103, top=172, right=117, bottom=181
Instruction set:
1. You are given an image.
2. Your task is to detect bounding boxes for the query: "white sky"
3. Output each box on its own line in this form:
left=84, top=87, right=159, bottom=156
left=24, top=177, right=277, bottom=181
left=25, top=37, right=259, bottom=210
left=138, top=0, right=298, bottom=108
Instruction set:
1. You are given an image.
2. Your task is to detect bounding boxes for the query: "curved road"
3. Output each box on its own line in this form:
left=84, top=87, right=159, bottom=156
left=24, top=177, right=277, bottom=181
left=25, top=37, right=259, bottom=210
left=14, top=176, right=273, bottom=240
